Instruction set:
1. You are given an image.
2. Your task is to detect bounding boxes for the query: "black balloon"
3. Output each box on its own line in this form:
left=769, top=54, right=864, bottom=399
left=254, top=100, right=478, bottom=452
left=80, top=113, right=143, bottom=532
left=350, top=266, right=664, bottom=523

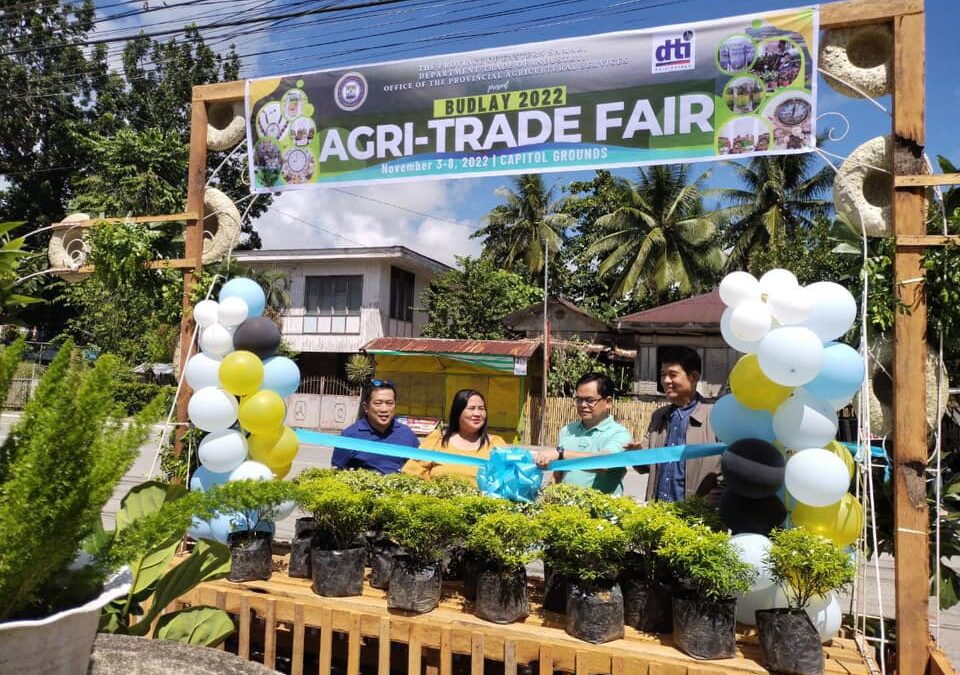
left=719, top=491, right=787, bottom=536
left=720, top=438, right=785, bottom=498
left=232, top=316, right=281, bottom=358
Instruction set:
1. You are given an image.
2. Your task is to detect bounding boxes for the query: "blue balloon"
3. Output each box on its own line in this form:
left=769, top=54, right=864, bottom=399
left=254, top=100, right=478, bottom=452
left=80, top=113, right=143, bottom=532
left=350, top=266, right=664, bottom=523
left=262, top=356, right=301, bottom=398
left=803, top=341, right=865, bottom=402
left=219, top=277, right=266, bottom=318
left=189, top=466, right=232, bottom=492
left=711, top=394, right=776, bottom=444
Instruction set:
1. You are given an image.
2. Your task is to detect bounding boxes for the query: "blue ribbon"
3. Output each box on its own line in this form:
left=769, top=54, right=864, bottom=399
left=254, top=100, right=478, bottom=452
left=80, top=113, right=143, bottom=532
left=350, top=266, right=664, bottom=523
left=295, top=428, right=727, bottom=501
left=477, top=448, right=543, bottom=502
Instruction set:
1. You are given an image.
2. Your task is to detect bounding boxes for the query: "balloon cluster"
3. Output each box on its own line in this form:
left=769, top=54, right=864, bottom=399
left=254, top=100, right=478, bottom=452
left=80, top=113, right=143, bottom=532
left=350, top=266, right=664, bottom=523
left=184, top=278, right=301, bottom=542
left=712, top=269, right=865, bottom=636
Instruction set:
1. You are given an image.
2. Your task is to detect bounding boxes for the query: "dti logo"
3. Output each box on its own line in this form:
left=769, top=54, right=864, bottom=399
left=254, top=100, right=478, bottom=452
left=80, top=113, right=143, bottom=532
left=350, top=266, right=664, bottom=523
left=652, top=29, right=695, bottom=73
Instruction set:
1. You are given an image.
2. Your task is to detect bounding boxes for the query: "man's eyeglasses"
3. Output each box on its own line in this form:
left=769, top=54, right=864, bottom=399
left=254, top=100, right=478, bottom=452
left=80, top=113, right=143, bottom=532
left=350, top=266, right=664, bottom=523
left=370, top=379, right=394, bottom=387
left=573, top=396, right=606, bottom=407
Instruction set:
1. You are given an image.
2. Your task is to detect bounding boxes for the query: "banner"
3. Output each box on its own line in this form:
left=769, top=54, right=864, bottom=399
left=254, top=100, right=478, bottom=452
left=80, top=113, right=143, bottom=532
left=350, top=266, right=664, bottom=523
left=246, top=7, right=817, bottom=192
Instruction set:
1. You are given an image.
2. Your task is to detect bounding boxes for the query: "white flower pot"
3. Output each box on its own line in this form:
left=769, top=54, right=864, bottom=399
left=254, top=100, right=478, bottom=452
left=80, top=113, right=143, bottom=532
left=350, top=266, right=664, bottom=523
left=0, top=568, right=132, bottom=675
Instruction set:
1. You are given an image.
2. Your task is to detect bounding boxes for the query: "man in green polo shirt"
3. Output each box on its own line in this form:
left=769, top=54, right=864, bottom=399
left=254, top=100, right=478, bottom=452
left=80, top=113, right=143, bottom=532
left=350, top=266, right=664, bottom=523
left=534, top=372, right=631, bottom=494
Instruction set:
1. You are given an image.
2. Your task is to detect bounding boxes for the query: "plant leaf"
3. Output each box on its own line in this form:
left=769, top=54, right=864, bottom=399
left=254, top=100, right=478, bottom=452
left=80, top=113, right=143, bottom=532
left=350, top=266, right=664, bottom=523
left=116, top=480, right=186, bottom=531
left=154, top=606, right=235, bottom=646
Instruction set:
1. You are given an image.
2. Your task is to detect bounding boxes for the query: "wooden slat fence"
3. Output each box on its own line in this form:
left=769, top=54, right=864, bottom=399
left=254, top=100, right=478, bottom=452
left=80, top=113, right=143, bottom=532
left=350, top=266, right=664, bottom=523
left=524, top=397, right=663, bottom=446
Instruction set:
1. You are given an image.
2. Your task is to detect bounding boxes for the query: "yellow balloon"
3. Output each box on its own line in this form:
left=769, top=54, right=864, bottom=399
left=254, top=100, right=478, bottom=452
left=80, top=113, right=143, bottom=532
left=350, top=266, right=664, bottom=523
left=218, top=350, right=264, bottom=396
left=272, top=462, right=293, bottom=480
left=791, top=493, right=863, bottom=548
left=729, top=354, right=793, bottom=411
left=248, top=426, right=299, bottom=466
left=238, top=389, right=286, bottom=434
left=825, top=440, right=855, bottom=480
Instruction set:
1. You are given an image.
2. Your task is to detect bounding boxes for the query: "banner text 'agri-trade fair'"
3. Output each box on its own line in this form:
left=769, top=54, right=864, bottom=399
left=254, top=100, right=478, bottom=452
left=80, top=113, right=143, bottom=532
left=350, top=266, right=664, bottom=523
left=245, top=7, right=818, bottom=191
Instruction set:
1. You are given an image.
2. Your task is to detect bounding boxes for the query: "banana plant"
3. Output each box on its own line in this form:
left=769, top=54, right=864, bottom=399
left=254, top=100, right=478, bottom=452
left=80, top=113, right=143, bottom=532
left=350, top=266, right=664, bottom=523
left=88, top=481, right=235, bottom=647
left=0, top=221, right=41, bottom=317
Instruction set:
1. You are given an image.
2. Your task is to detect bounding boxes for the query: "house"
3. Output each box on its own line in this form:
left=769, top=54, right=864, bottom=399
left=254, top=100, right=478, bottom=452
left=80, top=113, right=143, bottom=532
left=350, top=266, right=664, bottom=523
left=232, top=246, right=451, bottom=378
left=615, top=289, right=737, bottom=398
left=501, top=297, right=614, bottom=344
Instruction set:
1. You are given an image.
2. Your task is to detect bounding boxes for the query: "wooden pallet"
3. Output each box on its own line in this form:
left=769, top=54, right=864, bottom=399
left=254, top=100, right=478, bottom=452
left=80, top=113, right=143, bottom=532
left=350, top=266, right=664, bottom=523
left=170, top=554, right=875, bottom=675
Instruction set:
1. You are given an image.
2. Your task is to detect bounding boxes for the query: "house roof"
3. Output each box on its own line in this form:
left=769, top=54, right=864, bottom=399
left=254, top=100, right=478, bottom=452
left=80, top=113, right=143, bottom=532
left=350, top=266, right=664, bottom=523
left=363, top=337, right=541, bottom=358
left=501, top=297, right=610, bottom=332
left=231, top=245, right=451, bottom=274
left=616, top=289, right=724, bottom=331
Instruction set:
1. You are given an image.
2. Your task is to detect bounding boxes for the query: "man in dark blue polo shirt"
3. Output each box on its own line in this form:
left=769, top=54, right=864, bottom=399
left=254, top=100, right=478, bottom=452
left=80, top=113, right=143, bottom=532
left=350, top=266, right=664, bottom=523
left=332, top=380, right=419, bottom=474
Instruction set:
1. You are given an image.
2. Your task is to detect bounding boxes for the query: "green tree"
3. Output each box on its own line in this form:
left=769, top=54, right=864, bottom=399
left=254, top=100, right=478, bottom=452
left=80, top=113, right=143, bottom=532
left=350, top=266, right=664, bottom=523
left=719, top=153, right=833, bottom=271
left=418, top=257, right=541, bottom=340
left=472, top=174, right=573, bottom=288
left=586, top=165, right=723, bottom=304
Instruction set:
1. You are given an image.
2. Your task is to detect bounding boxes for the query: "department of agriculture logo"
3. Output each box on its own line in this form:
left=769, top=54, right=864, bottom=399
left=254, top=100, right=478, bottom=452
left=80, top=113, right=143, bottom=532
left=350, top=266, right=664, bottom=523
left=651, top=29, right=696, bottom=73
left=335, top=72, right=368, bottom=111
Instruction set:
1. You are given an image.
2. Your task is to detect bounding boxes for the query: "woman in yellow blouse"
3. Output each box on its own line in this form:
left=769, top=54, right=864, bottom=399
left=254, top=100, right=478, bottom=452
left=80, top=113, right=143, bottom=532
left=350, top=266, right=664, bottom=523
left=402, top=389, right=506, bottom=480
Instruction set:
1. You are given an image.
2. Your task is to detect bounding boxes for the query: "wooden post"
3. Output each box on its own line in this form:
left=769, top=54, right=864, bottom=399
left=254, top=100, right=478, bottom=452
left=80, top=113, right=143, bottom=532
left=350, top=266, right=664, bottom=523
left=174, top=97, right=209, bottom=462
left=892, top=8, right=930, bottom=675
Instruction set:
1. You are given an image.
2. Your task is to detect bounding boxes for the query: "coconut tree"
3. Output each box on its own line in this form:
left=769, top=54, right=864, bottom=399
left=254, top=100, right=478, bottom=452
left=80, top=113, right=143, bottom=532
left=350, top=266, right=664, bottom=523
left=718, top=152, right=833, bottom=271
left=585, top=165, right=724, bottom=303
left=472, top=174, right=573, bottom=285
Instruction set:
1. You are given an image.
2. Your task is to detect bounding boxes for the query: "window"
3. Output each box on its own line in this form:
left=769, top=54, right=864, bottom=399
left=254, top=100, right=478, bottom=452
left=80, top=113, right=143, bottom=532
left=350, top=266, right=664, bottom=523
left=389, top=266, right=415, bottom=322
left=304, top=275, right=362, bottom=315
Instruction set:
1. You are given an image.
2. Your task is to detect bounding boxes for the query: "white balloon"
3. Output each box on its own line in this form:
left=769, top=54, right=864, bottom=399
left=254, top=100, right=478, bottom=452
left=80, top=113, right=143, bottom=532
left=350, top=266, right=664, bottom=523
left=731, top=533, right=775, bottom=590
left=803, top=282, right=858, bottom=342
left=806, top=593, right=843, bottom=642
left=773, top=390, right=838, bottom=449
left=767, top=285, right=814, bottom=326
left=184, top=352, right=222, bottom=390
left=217, top=296, right=249, bottom=327
left=188, top=387, right=239, bottom=432
left=198, top=429, right=248, bottom=473
left=267, top=499, right=297, bottom=520
left=193, top=299, right=220, bottom=329
left=758, top=326, right=824, bottom=386
left=229, top=460, right=274, bottom=482
left=730, top=299, right=773, bottom=342
left=785, top=448, right=849, bottom=507
left=759, top=268, right=799, bottom=298
left=719, top=271, right=761, bottom=308
left=736, top=585, right=790, bottom=626
left=721, top=308, right=763, bottom=353
left=200, top=323, right=234, bottom=358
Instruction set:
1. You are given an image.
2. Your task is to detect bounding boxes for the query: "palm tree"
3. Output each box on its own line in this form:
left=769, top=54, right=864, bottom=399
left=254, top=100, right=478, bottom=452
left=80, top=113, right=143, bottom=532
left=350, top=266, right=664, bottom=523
left=586, top=165, right=723, bottom=302
left=248, top=268, right=291, bottom=324
left=718, top=153, right=833, bottom=271
left=472, top=174, right=573, bottom=281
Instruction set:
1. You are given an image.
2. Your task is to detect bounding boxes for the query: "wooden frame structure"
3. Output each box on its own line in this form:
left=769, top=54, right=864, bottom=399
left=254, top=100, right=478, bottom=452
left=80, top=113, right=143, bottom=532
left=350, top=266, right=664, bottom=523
left=172, top=562, right=874, bottom=675
left=44, top=0, right=957, bottom=672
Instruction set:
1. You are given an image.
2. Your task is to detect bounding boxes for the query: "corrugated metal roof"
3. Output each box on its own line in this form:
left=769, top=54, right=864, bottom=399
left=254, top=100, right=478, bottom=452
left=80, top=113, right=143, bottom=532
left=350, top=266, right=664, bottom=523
left=617, top=289, right=724, bottom=326
left=363, top=337, right=541, bottom=358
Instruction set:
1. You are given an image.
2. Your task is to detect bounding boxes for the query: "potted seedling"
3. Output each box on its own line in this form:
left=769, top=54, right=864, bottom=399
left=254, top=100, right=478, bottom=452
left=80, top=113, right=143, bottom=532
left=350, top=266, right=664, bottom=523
left=202, top=479, right=296, bottom=583
left=295, top=474, right=374, bottom=597
left=375, top=494, right=467, bottom=613
left=456, top=494, right=513, bottom=600
left=537, top=505, right=628, bottom=644
left=757, top=528, right=855, bottom=675
left=0, top=341, right=166, bottom=674
left=620, top=502, right=684, bottom=634
left=464, top=511, right=541, bottom=623
left=657, top=522, right=755, bottom=660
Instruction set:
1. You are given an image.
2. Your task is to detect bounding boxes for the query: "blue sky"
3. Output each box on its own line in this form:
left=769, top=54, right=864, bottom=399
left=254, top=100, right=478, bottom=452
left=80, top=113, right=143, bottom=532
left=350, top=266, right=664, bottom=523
left=94, top=0, right=960, bottom=264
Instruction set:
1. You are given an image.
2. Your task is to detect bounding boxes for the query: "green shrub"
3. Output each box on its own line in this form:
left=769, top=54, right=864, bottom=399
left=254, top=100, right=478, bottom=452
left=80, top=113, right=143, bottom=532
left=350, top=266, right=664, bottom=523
left=538, top=483, right=639, bottom=524
left=459, top=494, right=513, bottom=526
left=419, top=473, right=479, bottom=498
left=374, top=494, right=468, bottom=567
left=199, top=479, right=297, bottom=538
left=537, top=504, right=627, bottom=587
left=656, top=522, right=754, bottom=600
left=621, top=501, right=684, bottom=583
left=465, top=511, right=541, bottom=571
left=670, top=496, right=724, bottom=530
left=381, top=471, right=431, bottom=495
left=0, top=340, right=165, bottom=620
left=295, top=476, right=374, bottom=550
left=766, top=527, right=855, bottom=610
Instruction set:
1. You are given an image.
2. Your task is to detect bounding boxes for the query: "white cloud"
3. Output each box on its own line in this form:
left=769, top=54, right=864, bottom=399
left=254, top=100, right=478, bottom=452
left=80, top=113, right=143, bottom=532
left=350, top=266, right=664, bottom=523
left=251, top=181, right=483, bottom=266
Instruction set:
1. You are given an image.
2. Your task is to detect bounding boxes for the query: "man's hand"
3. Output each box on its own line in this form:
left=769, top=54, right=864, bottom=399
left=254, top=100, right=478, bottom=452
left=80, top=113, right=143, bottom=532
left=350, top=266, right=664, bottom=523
left=535, top=448, right=560, bottom=469
left=623, top=440, right=644, bottom=450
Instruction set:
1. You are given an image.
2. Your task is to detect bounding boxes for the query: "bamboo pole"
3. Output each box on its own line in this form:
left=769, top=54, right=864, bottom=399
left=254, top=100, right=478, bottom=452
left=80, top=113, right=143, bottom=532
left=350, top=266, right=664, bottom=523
left=891, top=7, right=930, bottom=675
